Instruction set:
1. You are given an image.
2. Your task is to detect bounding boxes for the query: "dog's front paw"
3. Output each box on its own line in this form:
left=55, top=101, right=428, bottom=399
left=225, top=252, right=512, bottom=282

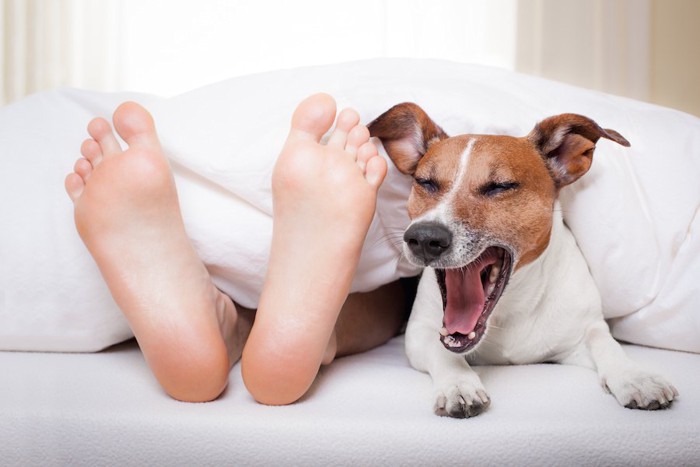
left=603, top=370, right=679, bottom=410
left=433, top=380, right=491, bottom=418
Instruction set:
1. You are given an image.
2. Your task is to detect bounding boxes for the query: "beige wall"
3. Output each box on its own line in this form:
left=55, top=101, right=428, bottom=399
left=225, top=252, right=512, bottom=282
left=516, top=0, right=652, bottom=101
left=650, top=0, right=700, bottom=117
left=516, top=0, right=700, bottom=118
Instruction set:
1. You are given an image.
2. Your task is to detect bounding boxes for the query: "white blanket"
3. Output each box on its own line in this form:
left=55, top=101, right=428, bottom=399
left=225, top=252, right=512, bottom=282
left=1, top=59, right=699, bottom=353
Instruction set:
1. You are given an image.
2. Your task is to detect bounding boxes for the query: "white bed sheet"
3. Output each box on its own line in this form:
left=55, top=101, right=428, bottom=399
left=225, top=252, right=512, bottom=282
left=1, top=336, right=698, bottom=466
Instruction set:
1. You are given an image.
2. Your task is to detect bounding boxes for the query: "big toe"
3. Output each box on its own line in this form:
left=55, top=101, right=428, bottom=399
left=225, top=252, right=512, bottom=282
left=113, top=101, right=160, bottom=149
left=289, top=93, right=337, bottom=142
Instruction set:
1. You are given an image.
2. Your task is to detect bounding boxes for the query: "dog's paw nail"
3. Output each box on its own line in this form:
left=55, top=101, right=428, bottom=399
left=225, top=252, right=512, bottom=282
left=477, top=390, right=491, bottom=405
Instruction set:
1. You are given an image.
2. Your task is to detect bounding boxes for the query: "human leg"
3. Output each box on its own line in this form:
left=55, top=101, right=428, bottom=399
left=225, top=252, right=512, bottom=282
left=331, top=279, right=411, bottom=359
left=241, top=93, right=388, bottom=405
left=66, top=102, right=241, bottom=402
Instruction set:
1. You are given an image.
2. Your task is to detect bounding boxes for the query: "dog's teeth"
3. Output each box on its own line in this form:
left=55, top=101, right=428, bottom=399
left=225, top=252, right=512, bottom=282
left=467, top=331, right=476, bottom=340
left=444, top=335, right=460, bottom=347
left=489, top=265, right=500, bottom=283
left=439, top=327, right=449, bottom=337
left=486, top=283, right=495, bottom=296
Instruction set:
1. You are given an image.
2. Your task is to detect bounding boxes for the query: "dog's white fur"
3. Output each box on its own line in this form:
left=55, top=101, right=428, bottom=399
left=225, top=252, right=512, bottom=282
left=369, top=105, right=678, bottom=418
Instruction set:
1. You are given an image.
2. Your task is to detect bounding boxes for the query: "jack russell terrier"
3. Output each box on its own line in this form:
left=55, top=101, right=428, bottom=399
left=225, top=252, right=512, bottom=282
left=369, top=103, right=678, bottom=418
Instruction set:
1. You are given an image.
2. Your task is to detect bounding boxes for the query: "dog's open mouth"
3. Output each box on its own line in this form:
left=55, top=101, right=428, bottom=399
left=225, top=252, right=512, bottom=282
left=436, top=246, right=513, bottom=353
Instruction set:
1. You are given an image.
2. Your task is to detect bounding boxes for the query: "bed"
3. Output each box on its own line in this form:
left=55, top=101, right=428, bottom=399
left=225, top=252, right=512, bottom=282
left=1, top=59, right=699, bottom=465
left=2, top=337, right=699, bottom=465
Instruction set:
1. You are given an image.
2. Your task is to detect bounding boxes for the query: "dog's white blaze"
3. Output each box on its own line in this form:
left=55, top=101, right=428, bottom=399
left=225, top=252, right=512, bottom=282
left=412, top=138, right=476, bottom=225
left=442, top=138, right=475, bottom=210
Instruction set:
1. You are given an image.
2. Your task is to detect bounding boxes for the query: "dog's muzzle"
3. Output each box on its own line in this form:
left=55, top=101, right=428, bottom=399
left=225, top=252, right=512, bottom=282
left=403, top=221, right=515, bottom=354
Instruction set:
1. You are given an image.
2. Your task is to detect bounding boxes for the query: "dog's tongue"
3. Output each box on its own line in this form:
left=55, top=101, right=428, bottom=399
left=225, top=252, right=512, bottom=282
left=444, top=268, right=484, bottom=335
left=443, top=250, right=499, bottom=335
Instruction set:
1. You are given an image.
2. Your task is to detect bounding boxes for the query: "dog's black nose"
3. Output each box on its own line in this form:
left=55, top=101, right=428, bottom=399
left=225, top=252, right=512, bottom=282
left=404, top=222, right=452, bottom=263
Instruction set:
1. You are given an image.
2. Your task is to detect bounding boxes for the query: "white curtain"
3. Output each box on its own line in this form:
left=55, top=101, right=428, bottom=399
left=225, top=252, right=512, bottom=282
left=2, top=0, right=653, bottom=104
left=1, top=0, right=122, bottom=105
left=117, top=0, right=519, bottom=97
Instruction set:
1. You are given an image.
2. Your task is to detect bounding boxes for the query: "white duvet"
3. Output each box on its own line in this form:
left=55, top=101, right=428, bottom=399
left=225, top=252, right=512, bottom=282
left=1, top=59, right=698, bottom=354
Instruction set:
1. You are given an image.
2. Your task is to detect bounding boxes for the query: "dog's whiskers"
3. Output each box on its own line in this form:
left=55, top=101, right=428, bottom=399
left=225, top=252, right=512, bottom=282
left=371, top=227, right=406, bottom=250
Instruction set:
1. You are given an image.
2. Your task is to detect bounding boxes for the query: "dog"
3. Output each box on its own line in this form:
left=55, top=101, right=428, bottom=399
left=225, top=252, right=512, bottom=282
left=369, top=103, right=678, bottom=418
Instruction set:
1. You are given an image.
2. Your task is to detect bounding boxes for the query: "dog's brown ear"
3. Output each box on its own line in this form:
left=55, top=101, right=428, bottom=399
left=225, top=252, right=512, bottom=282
left=528, top=113, right=630, bottom=188
left=368, top=103, right=448, bottom=175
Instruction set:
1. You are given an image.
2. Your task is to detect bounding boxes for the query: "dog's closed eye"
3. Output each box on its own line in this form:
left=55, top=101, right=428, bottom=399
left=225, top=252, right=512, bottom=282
left=480, top=181, right=520, bottom=197
left=415, top=177, right=440, bottom=194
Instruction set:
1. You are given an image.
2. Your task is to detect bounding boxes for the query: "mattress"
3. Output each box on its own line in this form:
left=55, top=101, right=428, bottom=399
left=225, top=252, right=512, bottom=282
left=1, top=336, right=698, bottom=465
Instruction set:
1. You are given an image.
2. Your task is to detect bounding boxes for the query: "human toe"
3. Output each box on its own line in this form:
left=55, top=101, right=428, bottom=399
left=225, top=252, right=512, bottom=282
left=87, top=118, right=122, bottom=156
left=327, top=108, right=360, bottom=148
left=356, top=141, right=379, bottom=170
left=289, top=93, right=337, bottom=142
left=345, top=125, right=370, bottom=154
left=364, top=153, right=387, bottom=189
left=81, top=139, right=103, bottom=166
left=64, top=172, right=85, bottom=201
left=73, top=157, right=93, bottom=180
left=113, top=101, right=161, bottom=149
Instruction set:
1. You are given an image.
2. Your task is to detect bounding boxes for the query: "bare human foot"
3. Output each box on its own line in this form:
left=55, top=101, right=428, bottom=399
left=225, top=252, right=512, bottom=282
left=241, top=93, right=388, bottom=405
left=65, top=102, right=240, bottom=402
